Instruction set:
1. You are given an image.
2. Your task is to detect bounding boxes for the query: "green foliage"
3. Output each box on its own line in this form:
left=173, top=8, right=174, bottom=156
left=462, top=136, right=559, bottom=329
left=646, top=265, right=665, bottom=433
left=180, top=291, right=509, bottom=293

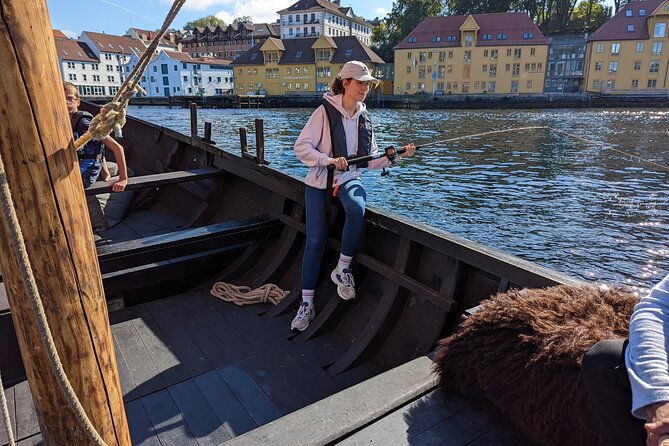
left=184, top=15, right=226, bottom=30
left=446, top=0, right=513, bottom=15
left=573, top=0, right=610, bottom=31
left=371, top=0, right=444, bottom=63
left=233, top=16, right=253, bottom=24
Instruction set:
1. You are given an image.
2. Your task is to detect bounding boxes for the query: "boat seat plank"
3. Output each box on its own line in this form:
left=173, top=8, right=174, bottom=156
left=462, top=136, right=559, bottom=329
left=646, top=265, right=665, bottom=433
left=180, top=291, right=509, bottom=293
left=216, top=362, right=282, bottom=426
left=139, top=389, right=199, bottom=446
left=111, top=320, right=167, bottom=397
left=223, top=355, right=437, bottom=445
left=193, top=371, right=258, bottom=437
left=145, top=308, right=214, bottom=378
left=85, top=167, right=226, bottom=195
left=168, top=380, right=232, bottom=444
left=124, top=399, right=161, bottom=446
left=13, top=381, right=39, bottom=441
left=0, top=385, right=14, bottom=446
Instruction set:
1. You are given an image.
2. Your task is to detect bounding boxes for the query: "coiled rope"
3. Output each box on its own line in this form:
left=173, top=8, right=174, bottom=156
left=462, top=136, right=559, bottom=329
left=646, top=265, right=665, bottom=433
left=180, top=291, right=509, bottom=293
left=0, top=156, right=107, bottom=445
left=73, top=0, right=187, bottom=150
left=210, top=282, right=289, bottom=306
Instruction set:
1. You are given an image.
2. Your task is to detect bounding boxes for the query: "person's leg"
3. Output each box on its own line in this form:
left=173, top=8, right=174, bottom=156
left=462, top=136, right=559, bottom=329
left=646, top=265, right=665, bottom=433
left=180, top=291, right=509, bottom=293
left=292, top=185, right=326, bottom=331
left=581, top=339, right=646, bottom=446
left=86, top=194, right=108, bottom=231
left=330, top=179, right=366, bottom=300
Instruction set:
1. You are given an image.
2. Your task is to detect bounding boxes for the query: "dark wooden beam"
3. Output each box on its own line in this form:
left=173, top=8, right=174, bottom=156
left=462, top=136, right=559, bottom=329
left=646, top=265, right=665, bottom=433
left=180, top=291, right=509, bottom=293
left=85, top=167, right=226, bottom=195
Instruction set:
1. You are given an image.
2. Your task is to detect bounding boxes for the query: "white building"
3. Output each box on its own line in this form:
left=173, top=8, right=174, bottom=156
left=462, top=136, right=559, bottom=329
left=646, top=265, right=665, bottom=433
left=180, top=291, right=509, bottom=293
left=54, top=33, right=109, bottom=97
left=125, top=50, right=234, bottom=97
left=125, top=27, right=180, bottom=52
left=78, top=31, right=146, bottom=96
left=277, top=0, right=373, bottom=45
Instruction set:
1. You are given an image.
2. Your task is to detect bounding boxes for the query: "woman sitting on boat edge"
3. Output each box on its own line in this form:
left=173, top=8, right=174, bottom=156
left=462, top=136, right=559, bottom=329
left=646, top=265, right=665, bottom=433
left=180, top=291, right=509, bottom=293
left=291, top=60, right=416, bottom=332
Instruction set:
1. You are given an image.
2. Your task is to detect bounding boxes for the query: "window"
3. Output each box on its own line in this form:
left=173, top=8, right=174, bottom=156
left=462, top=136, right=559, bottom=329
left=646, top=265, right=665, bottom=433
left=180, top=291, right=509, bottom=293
left=511, top=81, right=518, bottom=92
left=627, top=24, right=635, bottom=32
left=432, top=36, right=441, bottom=42
left=606, top=80, right=615, bottom=89
left=654, top=23, right=666, bottom=38
left=183, top=75, right=188, bottom=81
left=505, top=63, right=510, bottom=72
left=594, top=62, right=602, bottom=71
left=464, top=51, right=471, bottom=62
left=448, top=51, right=453, bottom=59
left=631, top=79, right=639, bottom=88
left=593, top=80, right=599, bottom=89
left=482, top=34, right=492, bottom=40
left=93, top=75, right=100, bottom=81
left=648, top=79, right=657, bottom=88
left=487, top=81, right=495, bottom=92
left=596, top=43, right=604, bottom=53
left=418, top=67, right=425, bottom=79
left=608, top=61, right=618, bottom=74
left=68, top=73, right=77, bottom=81
left=512, top=63, right=520, bottom=76
left=611, top=43, right=620, bottom=55
left=438, top=51, right=445, bottom=62
left=522, top=32, right=533, bottom=39
left=506, top=49, right=512, bottom=57
left=265, top=68, right=279, bottom=78
left=530, top=48, right=536, bottom=56
left=636, top=42, right=644, bottom=52
left=513, top=48, right=522, bottom=59
left=634, top=61, right=641, bottom=70
left=649, top=60, right=660, bottom=73
left=408, top=37, right=417, bottom=43
left=652, top=42, right=663, bottom=55
left=162, top=77, right=169, bottom=85
left=465, top=35, right=473, bottom=46
left=447, top=35, right=457, bottom=42
left=527, top=80, right=532, bottom=90
left=625, top=9, right=632, bottom=16
left=406, top=66, right=411, bottom=74
left=489, top=64, right=496, bottom=78
left=482, top=64, right=487, bottom=72
left=490, top=50, right=498, bottom=60
left=496, top=33, right=507, bottom=40
left=405, top=82, right=411, bottom=91
left=82, top=74, right=87, bottom=81
left=639, top=9, right=646, bottom=16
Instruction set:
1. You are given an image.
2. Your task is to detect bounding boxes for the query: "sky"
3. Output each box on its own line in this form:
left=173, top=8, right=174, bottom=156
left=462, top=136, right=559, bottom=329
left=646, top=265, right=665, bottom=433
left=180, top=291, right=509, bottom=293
left=46, top=0, right=395, bottom=38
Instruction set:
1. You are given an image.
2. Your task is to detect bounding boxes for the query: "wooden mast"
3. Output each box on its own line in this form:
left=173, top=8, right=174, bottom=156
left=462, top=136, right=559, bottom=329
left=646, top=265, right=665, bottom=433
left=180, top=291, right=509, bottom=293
left=0, top=1, right=131, bottom=445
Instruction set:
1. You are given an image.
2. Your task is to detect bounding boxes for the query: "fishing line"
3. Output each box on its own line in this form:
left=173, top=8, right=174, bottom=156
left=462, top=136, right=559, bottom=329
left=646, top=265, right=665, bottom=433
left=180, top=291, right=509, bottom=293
left=417, top=126, right=669, bottom=173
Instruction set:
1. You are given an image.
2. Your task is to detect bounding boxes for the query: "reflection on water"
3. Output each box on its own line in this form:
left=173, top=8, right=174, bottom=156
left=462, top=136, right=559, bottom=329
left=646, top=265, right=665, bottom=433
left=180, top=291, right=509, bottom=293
left=129, top=105, right=669, bottom=292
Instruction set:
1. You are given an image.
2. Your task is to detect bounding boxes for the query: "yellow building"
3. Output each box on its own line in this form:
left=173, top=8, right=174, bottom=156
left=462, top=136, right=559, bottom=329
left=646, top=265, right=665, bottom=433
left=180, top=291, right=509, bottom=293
left=394, top=13, right=548, bottom=95
left=585, top=0, right=669, bottom=92
left=231, top=35, right=383, bottom=95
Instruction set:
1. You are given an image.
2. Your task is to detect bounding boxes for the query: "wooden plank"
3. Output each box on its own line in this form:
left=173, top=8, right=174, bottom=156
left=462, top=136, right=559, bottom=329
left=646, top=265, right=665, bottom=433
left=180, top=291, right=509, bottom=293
left=85, top=167, right=226, bottom=195
left=140, top=390, right=198, bottom=446
left=282, top=332, right=350, bottom=372
left=0, top=384, right=14, bottom=446
left=216, top=363, right=282, bottom=426
left=147, top=308, right=213, bottom=378
left=123, top=399, right=161, bottom=446
left=16, top=434, right=42, bottom=446
left=130, top=313, right=191, bottom=388
left=224, top=355, right=437, bottom=445
left=336, top=389, right=458, bottom=445
left=408, top=403, right=505, bottom=445
left=113, top=336, right=139, bottom=403
left=111, top=320, right=167, bottom=397
left=168, top=380, right=231, bottom=445
left=13, top=381, right=38, bottom=441
left=193, top=371, right=257, bottom=438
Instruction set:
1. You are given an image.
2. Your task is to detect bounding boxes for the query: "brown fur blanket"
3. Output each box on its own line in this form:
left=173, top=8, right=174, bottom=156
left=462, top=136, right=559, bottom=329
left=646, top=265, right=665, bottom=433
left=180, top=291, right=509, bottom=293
left=434, top=284, right=638, bottom=446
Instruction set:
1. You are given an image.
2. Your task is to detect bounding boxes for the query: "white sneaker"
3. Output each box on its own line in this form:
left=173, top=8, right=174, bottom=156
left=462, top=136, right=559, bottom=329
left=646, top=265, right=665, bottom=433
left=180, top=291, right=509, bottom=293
left=291, top=301, right=315, bottom=332
left=331, top=267, right=355, bottom=300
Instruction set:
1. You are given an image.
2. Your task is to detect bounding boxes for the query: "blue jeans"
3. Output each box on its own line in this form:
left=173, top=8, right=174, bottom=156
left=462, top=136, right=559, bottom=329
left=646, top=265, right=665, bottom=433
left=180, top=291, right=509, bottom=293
left=302, top=179, right=366, bottom=290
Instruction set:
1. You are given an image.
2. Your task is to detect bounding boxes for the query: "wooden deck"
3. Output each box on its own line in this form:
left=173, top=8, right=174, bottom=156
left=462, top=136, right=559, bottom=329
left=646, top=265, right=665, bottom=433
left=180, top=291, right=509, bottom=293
left=1, top=287, right=532, bottom=446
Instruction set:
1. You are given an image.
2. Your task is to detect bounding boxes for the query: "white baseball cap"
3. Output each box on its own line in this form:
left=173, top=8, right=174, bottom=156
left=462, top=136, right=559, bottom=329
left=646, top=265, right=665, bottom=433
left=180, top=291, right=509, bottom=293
left=337, top=61, right=379, bottom=86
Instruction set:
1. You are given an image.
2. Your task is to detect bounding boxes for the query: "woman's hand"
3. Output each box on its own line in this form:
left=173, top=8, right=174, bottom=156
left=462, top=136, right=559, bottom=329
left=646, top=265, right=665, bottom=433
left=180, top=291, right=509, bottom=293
left=645, top=402, right=669, bottom=446
left=329, top=156, right=348, bottom=171
left=111, top=178, right=128, bottom=192
left=399, top=143, right=416, bottom=159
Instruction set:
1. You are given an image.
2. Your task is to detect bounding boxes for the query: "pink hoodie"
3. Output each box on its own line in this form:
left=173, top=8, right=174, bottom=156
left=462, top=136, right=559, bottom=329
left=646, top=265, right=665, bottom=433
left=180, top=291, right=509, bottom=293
left=294, top=92, right=392, bottom=189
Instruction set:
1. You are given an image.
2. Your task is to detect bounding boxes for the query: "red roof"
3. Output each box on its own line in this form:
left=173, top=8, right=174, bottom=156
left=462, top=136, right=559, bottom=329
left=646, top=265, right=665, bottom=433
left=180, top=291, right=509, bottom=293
left=53, top=29, right=68, bottom=39
left=589, top=0, right=666, bottom=41
left=81, top=31, right=146, bottom=55
left=54, top=39, right=99, bottom=62
left=395, top=13, right=548, bottom=49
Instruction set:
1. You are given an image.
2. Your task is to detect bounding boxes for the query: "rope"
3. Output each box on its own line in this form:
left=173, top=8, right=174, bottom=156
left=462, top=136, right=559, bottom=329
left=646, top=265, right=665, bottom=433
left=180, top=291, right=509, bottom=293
left=73, top=0, right=186, bottom=150
left=0, top=155, right=108, bottom=446
left=0, top=371, right=14, bottom=446
left=210, top=282, right=289, bottom=306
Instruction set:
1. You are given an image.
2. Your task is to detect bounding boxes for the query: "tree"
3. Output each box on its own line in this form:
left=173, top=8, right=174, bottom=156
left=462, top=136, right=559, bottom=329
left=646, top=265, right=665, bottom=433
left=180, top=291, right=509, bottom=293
left=573, top=0, right=611, bottom=31
left=447, top=0, right=514, bottom=15
left=184, top=15, right=226, bottom=30
left=233, top=16, right=253, bottom=24
left=371, top=0, right=443, bottom=63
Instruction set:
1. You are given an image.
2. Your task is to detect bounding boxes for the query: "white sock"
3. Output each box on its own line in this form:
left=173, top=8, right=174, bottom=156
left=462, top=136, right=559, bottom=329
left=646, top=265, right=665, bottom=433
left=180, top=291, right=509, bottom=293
left=302, top=290, right=314, bottom=305
left=337, top=254, right=353, bottom=271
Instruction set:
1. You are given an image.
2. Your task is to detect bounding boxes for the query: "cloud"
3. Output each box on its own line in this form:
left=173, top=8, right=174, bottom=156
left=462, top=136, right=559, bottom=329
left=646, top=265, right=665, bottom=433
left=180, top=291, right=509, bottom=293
left=213, top=0, right=293, bottom=24
left=374, top=7, right=388, bottom=16
left=178, top=0, right=236, bottom=12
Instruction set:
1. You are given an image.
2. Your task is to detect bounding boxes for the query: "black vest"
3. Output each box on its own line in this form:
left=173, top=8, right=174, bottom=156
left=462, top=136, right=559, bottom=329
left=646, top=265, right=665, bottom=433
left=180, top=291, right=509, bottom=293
left=322, top=101, right=373, bottom=169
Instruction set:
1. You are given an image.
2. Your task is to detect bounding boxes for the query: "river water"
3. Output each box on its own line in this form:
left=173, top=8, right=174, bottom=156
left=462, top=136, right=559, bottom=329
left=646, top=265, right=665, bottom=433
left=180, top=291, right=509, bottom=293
left=128, top=105, right=669, bottom=292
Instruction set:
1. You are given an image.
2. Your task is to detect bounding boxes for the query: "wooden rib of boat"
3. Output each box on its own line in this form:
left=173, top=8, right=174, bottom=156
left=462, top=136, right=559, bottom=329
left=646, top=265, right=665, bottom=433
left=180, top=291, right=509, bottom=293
left=0, top=100, right=578, bottom=445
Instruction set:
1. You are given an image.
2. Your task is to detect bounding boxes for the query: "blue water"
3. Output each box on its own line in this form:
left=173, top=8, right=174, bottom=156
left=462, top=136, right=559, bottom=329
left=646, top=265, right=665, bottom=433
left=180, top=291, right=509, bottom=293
left=128, top=105, right=669, bottom=293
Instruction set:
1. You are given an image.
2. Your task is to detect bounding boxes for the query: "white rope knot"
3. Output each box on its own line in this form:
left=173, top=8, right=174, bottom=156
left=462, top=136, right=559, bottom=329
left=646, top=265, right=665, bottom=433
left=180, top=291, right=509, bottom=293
left=210, top=282, right=289, bottom=306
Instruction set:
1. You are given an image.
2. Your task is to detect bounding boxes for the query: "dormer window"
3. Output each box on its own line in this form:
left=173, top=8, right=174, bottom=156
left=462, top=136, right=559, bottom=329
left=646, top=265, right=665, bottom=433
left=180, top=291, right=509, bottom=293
left=626, top=10, right=633, bottom=16
left=523, top=32, right=533, bottom=39
left=482, top=34, right=492, bottom=40
left=408, top=37, right=417, bottom=43
left=447, top=35, right=457, bottom=42
left=250, top=53, right=257, bottom=61
left=432, top=36, right=441, bottom=42
left=295, top=50, right=303, bottom=59
left=497, top=33, right=507, bottom=40
left=639, top=9, right=646, bottom=16
left=628, top=24, right=635, bottom=32
left=345, top=49, right=352, bottom=56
